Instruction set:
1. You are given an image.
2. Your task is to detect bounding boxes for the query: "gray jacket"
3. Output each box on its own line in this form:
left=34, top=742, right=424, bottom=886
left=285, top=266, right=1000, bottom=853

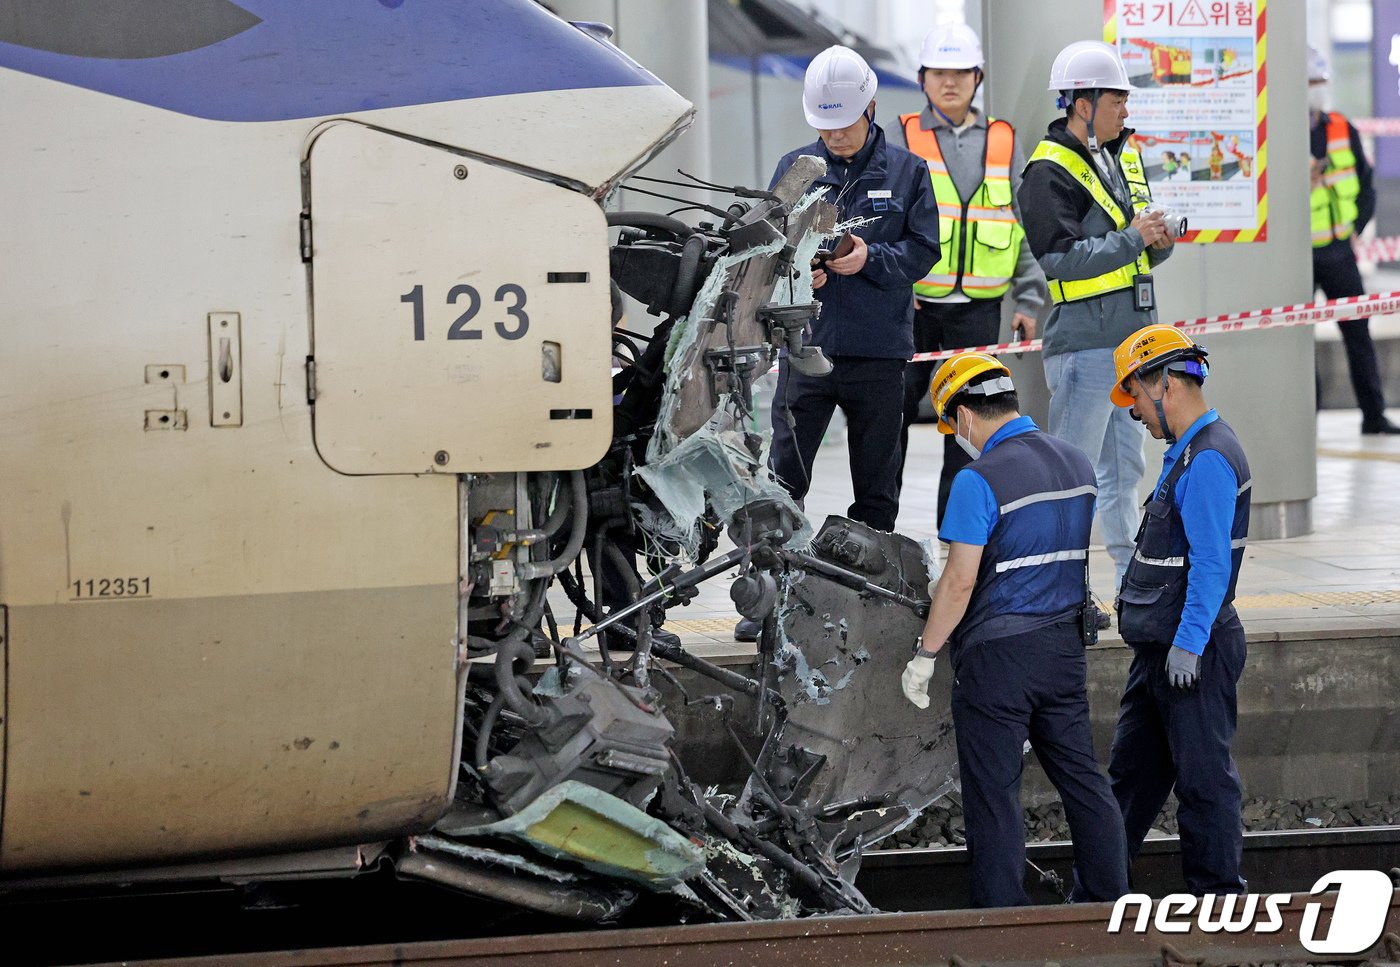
left=894, top=107, right=1047, bottom=318
left=1018, top=119, right=1173, bottom=357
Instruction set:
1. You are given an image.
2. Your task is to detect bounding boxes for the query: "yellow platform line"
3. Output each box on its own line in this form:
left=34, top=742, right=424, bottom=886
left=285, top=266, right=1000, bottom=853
left=1235, top=588, right=1400, bottom=608
left=657, top=589, right=1400, bottom=633
left=1317, top=447, right=1400, bottom=463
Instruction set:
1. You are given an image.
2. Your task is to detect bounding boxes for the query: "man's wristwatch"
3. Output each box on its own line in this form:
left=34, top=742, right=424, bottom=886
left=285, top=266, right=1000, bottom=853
left=915, top=635, right=940, bottom=659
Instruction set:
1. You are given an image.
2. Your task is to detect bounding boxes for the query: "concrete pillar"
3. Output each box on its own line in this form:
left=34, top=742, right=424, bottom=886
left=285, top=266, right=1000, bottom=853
left=982, top=0, right=1315, bottom=539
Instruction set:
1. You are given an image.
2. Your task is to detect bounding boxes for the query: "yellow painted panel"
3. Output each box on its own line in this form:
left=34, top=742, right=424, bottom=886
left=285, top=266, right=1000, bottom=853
left=2, top=584, right=457, bottom=871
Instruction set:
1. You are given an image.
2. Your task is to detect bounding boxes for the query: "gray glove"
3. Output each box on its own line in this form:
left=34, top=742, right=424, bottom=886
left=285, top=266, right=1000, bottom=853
left=1165, top=646, right=1200, bottom=688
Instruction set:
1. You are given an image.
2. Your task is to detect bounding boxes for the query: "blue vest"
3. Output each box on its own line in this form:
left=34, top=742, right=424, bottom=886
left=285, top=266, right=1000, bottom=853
left=1116, top=419, right=1251, bottom=646
left=952, top=430, right=1097, bottom=650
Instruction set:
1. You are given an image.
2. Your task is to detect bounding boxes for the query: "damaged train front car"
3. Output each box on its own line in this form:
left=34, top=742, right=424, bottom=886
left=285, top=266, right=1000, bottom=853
left=422, top=28, right=958, bottom=925
left=0, top=0, right=957, bottom=928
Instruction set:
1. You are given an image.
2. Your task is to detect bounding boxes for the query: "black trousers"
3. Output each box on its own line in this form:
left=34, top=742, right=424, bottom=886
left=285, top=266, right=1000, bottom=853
left=898, top=299, right=1003, bottom=525
left=951, top=623, right=1129, bottom=908
left=770, top=355, right=905, bottom=532
left=1314, top=241, right=1387, bottom=423
left=1108, top=618, right=1248, bottom=895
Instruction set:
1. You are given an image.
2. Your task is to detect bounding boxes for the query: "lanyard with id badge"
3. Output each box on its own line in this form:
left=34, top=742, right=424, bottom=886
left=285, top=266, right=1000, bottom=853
left=1135, top=273, right=1155, bottom=310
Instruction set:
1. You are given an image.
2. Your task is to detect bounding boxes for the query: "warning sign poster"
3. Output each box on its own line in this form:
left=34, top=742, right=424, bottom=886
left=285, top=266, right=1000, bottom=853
left=1105, top=0, right=1269, bottom=241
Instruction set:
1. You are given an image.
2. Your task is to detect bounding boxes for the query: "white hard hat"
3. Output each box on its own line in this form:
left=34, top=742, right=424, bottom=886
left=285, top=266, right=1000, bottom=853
left=1048, top=40, right=1132, bottom=92
left=803, top=45, right=878, bottom=129
left=1307, top=44, right=1330, bottom=82
left=919, top=23, right=984, bottom=70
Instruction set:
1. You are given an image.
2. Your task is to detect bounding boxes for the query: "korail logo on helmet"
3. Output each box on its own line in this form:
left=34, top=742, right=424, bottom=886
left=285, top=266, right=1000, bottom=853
left=1107, top=870, right=1393, bottom=957
left=818, top=102, right=843, bottom=110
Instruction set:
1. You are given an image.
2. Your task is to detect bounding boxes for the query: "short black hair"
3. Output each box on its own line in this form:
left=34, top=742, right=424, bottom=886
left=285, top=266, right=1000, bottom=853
left=948, top=371, right=1019, bottom=422
left=1063, top=87, right=1125, bottom=118
left=1137, top=365, right=1203, bottom=391
left=1063, top=88, right=1095, bottom=117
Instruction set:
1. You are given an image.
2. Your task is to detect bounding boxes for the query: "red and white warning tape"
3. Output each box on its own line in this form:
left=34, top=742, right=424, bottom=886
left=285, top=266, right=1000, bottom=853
left=1354, top=117, right=1400, bottom=137
left=1352, top=235, right=1400, bottom=263
left=909, top=290, right=1400, bottom=362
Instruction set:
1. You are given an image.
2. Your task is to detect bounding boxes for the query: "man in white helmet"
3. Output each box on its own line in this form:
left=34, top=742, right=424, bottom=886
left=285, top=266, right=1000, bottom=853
left=737, top=46, right=940, bottom=642
left=893, top=22, right=1047, bottom=524
left=1306, top=44, right=1399, bottom=433
left=1018, top=39, right=1175, bottom=602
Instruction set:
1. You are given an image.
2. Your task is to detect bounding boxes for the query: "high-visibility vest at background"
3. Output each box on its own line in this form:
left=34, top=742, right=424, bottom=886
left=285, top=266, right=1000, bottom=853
left=1026, top=139, right=1153, bottom=304
left=900, top=114, right=1023, bottom=300
left=1311, top=111, right=1360, bottom=248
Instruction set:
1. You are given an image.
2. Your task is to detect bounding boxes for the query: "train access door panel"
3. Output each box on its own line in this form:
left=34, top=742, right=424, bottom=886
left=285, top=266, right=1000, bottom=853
left=306, top=122, right=613, bottom=474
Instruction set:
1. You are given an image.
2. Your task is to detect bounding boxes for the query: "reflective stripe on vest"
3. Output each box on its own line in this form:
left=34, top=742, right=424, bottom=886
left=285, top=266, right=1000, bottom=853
left=1027, top=139, right=1154, bottom=304
left=1117, top=420, right=1251, bottom=646
left=901, top=114, right=1024, bottom=299
left=950, top=431, right=1098, bottom=650
left=1311, top=112, right=1360, bottom=247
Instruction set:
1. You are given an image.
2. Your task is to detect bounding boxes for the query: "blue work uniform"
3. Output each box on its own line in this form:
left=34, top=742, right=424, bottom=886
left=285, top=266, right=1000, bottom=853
left=1109, top=410, right=1252, bottom=895
left=941, top=415, right=1128, bottom=908
left=767, top=123, right=940, bottom=531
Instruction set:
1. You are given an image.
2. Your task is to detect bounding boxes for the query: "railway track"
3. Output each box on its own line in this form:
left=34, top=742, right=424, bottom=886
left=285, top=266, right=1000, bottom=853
left=87, top=891, right=1400, bottom=967
left=859, top=824, right=1400, bottom=910
left=33, top=827, right=1400, bottom=966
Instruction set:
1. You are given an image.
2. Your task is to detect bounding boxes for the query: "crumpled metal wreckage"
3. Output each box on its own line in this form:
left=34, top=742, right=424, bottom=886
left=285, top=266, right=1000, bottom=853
left=426, top=157, right=958, bottom=923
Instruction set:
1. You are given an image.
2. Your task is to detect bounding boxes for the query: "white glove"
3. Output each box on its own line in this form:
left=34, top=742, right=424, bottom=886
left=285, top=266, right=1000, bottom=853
left=901, top=654, right=937, bottom=709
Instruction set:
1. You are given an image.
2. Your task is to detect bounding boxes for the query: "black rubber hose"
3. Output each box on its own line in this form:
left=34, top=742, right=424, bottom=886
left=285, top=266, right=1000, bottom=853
left=494, top=639, right=547, bottom=727
left=538, top=472, right=568, bottom=536
left=606, top=211, right=695, bottom=239
left=667, top=231, right=708, bottom=315
left=602, top=540, right=643, bottom=600
left=524, top=471, right=587, bottom=579
left=473, top=691, right=507, bottom=770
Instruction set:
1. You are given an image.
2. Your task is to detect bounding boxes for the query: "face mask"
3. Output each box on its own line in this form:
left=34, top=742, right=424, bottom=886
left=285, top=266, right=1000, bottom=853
left=1308, top=83, right=1329, bottom=113
left=954, top=409, right=981, bottom=460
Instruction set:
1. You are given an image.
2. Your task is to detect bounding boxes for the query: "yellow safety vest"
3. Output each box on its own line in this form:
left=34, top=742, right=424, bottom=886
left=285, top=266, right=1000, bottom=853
left=1311, top=112, right=1360, bottom=247
left=900, top=113, right=1023, bottom=300
left=1027, top=139, right=1153, bottom=304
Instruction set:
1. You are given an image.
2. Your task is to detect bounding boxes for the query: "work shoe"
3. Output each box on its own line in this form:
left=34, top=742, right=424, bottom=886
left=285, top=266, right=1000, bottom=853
left=734, top=617, right=762, bottom=642
left=1361, top=417, right=1400, bottom=435
left=1095, top=608, right=1112, bottom=631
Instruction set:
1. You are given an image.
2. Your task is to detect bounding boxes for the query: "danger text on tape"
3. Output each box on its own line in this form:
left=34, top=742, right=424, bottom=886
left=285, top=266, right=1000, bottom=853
left=908, top=290, right=1400, bottom=363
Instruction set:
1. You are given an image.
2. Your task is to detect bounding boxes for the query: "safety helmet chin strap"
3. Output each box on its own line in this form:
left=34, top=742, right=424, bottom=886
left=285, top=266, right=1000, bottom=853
left=1137, top=369, right=1176, bottom=445
left=1057, top=89, right=1103, bottom=152
left=1084, top=89, right=1103, bottom=152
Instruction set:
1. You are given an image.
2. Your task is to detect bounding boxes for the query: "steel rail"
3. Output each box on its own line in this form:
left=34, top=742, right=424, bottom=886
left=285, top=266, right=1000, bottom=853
left=86, top=890, right=1400, bottom=967
left=859, top=824, right=1400, bottom=911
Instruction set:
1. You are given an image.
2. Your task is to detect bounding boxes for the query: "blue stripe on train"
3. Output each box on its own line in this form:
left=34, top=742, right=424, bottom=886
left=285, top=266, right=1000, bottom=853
left=0, top=0, right=659, bottom=122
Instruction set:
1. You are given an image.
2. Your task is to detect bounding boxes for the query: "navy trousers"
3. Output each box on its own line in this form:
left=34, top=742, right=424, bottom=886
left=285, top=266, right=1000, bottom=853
left=1313, top=241, right=1387, bottom=424
left=897, top=299, right=1003, bottom=523
left=1109, top=618, right=1247, bottom=895
left=770, top=355, right=905, bottom=531
left=951, top=623, right=1129, bottom=908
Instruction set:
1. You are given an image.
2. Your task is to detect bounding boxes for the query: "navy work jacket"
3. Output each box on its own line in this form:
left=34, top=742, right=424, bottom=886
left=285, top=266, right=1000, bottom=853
left=769, top=124, right=940, bottom=359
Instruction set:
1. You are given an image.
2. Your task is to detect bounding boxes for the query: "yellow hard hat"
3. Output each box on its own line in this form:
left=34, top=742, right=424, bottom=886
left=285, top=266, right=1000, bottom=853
left=1111, top=325, right=1209, bottom=406
left=930, top=352, right=1015, bottom=433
